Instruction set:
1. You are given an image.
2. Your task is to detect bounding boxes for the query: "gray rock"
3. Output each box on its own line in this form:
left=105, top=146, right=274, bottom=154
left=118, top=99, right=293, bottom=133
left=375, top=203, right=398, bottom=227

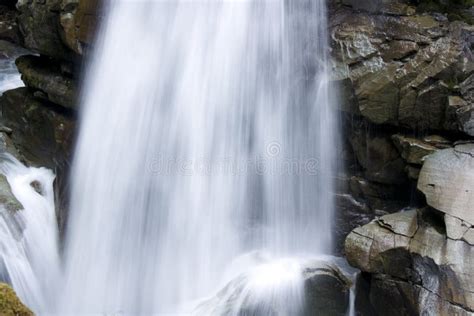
left=195, top=259, right=351, bottom=316
left=445, top=214, right=470, bottom=240
left=345, top=209, right=474, bottom=314
left=418, top=144, right=474, bottom=226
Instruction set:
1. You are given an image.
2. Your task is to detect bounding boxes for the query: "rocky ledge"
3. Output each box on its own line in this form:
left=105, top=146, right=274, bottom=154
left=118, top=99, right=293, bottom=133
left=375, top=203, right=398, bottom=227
left=345, top=143, right=474, bottom=315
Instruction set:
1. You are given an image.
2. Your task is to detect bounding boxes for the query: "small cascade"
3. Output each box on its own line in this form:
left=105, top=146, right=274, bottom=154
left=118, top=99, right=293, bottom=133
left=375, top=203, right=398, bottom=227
left=0, top=154, right=60, bottom=313
left=0, top=41, right=27, bottom=94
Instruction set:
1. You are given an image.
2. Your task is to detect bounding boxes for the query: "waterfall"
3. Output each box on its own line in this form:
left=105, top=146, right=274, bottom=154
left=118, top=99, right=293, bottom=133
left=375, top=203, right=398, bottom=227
left=0, top=155, right=60, bottom=312
left=56, top=0, right=338, bottom=314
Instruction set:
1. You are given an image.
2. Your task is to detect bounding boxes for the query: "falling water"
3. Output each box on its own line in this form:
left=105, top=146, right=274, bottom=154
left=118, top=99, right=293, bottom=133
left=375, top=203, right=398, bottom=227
left=0, top=155, right=60, bottom=313
left=57, top=0, right=337, bottom=314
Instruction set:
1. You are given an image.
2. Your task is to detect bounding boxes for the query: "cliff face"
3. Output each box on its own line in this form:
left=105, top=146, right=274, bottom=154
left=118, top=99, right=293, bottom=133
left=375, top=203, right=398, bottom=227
left=332, top=0, right=474, bottom=314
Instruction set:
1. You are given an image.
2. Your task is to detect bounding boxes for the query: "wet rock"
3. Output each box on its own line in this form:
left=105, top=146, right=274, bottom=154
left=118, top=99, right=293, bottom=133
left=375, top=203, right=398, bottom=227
left=17, top=0, right=102, bottom=58
left=0, top=283, right=33, bottom=316
left=17, top=0, right=73, bottom=60
left=302, top=261, right=351, bottom=316
left=196, top=259, right=351, bottom=316
left=418, top=143, right=474, bottom=226
left=60, top=0, right=102, bottom=55
left=16, top=55, right=78, bottom=109
left=0, top=87, right=75, bottom=169
left=444, top=214, right=471, bottom=240
left=331, top=8, right=474, bottom=133
left=345, top=209, right=474, bottom=314
left=349, top=126, right=406, bottom=184
left=457, top=74, right=474, bottom=136
left=391, top=134, right=451, bottom=165
left=0, top=133, right=23, bottom=213
left=342, top=0, right=416, bottom=16
left=0, top=87, right=75, bottom=233
left=0, top=5, right=20, bottom=43
left=0, top=174, right=22, bottom=213
left=334, top=192, right=373, bottom=254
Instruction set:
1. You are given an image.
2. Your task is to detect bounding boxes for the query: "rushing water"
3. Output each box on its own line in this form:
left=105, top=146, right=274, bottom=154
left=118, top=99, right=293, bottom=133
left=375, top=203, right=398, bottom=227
left=1, top=0, right=339, bottom=314
left=0, top=40, right=27, bottom=95
left=58, top=0, right=337, bottom=314
left=0, top=155, right=60, bottom=312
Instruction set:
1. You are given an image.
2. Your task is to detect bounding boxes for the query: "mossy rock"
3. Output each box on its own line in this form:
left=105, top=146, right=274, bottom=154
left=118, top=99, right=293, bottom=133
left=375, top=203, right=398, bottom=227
left=0, top=283, right=33, bottom=316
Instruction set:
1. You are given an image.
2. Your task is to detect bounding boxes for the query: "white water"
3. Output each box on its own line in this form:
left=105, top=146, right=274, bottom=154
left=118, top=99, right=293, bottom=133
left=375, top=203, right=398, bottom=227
left=0, top=0, right=338, bottom=314
left=0, top=41, right=26, bottom=94
left=0, top=154, right=60, bottom=313
left=58, top=0, right=337, bottom=314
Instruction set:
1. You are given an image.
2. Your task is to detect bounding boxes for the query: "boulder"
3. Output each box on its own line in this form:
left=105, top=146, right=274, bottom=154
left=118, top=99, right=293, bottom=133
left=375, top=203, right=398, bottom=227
left=16, top=55, right=78, bottom=110
left=345, top=209, right=474, bottom=315
left=418, top=143, right=474, bottom=226
left=0, top=283, right=33, bottom=316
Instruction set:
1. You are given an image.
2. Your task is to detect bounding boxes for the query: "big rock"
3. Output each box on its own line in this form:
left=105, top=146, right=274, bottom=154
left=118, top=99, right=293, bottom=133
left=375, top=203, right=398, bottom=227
left=345, top=209, right=474, bottom=315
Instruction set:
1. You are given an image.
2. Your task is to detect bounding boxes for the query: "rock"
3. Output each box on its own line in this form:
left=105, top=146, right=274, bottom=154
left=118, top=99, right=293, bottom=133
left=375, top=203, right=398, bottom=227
left=342, top=0, right=416, bottom=16
left=17, top=0, right=102, bottom=59
left=392, top=134, right=440, bottom=165
left=17, top=0, right=73, bottom=60
left=418, top=143, right=474, bottom=226
left=348, top=175, right=410, bottom=211
left=196, top=259, right=351, bottom=316
left=0, top=5, right=20, bottom=43
left=463, top=228, right=474, bottom=245
left=331, top=8, right=474, bottom=133
left=302, top=261, right=351, bottom=316
left=345, top=209, right=474, bottom=314
left=0, top=174, right=22, bottom=213
left=349, top=126, right=407, bottom=184
left=445, top=214, right=470, bottom=240
left=380, top=40, right=419, bottom=61
left=334, top=192, right=373, bottom=254
left=457, top=74, right=474, bottom=136
left=60, top=0, right=102, bottom=55
left=0, top=283, right=33, bottom=316
left=16, top=55, right=78, bottom=109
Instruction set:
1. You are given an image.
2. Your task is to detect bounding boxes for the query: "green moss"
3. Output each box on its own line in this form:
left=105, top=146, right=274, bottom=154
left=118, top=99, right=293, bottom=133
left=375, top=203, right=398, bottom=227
left=0, top=283, right=33, bottom=316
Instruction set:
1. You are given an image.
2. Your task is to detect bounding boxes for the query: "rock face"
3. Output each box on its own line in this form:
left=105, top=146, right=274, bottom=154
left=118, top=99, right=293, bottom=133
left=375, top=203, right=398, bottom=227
left=0, top=283, right=33, bottom=316
left=17, top=0, right=102, bottom=59
left=345, top=209, right=474, bottom=315
left=331, top=4, right=474, bottom=133
left=16, top=55, right=78, bottom=109
left=418, top=143, right=474, bottom=226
